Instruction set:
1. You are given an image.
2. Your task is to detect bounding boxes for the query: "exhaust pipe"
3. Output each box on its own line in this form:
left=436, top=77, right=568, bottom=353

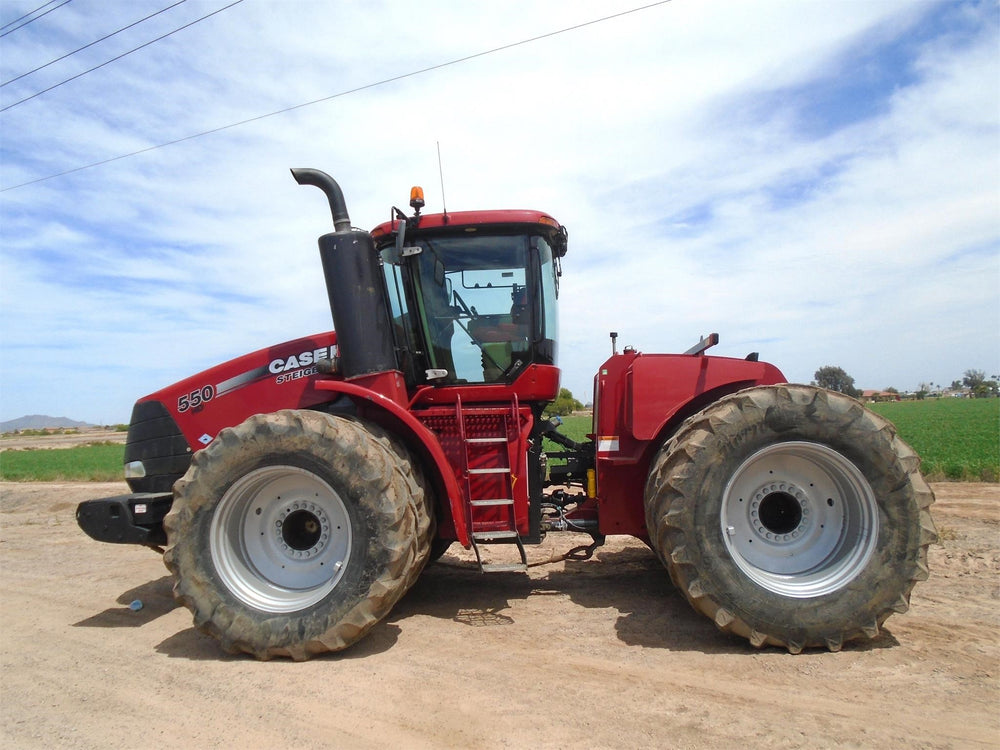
left=290, top=168, right=352, bottom=232
left=292, top=168, right=397, bottom=379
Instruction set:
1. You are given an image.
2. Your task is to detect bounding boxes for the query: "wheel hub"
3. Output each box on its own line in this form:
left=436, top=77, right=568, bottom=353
left=210, top=465, right=352, bottom=613
left=753, top=485, right=806, bottom=539
left=721, top=441, right=878, bottom=598
left=276, top=504, right=328, bottom=556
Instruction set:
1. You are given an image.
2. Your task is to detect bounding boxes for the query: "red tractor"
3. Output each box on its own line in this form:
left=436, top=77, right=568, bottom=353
left=77, top=168, right=936, bottom=660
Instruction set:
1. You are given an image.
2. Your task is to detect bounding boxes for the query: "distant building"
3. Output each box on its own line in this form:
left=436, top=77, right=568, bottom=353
left=861, top=390, right=901, bottom=403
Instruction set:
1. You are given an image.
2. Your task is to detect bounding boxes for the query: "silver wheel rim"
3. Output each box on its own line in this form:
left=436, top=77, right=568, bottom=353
left=720, top=441, right=878, bottom=598
left=210, top=465, right=352, bottom=613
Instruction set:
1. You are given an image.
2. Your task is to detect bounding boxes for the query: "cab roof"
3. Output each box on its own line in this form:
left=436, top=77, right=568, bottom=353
left=371, top=209, right=562, bottom=238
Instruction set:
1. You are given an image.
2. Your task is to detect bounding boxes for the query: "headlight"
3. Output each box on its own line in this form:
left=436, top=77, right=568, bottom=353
left=124, top=460, right=146, bottom=479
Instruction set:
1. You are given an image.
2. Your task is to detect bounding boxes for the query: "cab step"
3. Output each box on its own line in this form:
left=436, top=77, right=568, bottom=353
left=470, top=498, right=515, bottom=507
left=479, top=562, right=528, bottom=573
left=470, top=530, right=528, bottom=573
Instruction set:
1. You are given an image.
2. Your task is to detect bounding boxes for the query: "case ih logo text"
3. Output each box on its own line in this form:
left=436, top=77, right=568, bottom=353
left=268, top=346, right=335, bottom=375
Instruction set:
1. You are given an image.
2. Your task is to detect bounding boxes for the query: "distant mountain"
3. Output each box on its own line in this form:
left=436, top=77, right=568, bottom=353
left=0, top=415, right=92, bottom=432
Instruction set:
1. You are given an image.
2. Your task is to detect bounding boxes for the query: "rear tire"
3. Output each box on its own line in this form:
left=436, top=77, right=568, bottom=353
left=163, top=410, right=433, bottom=660
left=645, top=385, right=936, bottom=653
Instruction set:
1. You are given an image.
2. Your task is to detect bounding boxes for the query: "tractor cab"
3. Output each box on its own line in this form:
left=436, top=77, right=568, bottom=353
left=372, top=198, right=567, bottom=390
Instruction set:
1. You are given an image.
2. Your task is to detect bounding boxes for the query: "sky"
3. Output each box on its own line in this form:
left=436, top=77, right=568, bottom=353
left=1, top=0, right=998, bottom=424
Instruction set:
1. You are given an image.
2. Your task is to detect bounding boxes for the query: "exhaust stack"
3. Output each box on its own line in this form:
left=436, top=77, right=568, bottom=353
left=291, top=168, right=352, bottom=232
left=291, top=168, right=397, bottom=379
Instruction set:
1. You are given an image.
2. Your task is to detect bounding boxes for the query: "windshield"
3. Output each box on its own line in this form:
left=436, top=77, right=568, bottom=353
left=380, top=232, right=558, bottom=384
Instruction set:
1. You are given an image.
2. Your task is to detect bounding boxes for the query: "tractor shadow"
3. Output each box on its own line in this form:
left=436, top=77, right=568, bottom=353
left=152, top=622, right=406, bottom=661
left=73, top=575, right=180, bottom=629
left=71, top=573, right=406, bottom=661
left=74, top=547, right=899, bottom=660
left=394, top=542, right=901, bottom=655
left=71, top=574, right=238, bottom=661
left=390, top=558, right=535, bottom=628
left=391, top=544, right=731, bottom=653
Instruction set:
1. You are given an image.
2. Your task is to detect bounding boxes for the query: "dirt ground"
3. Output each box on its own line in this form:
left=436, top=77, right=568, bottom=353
left=1, top=481, right=997, bottom=749
left=0, top=429, right=127, bottom=451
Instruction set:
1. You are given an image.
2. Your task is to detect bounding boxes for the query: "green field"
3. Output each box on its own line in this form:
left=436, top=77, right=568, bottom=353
left=869, top=397, right=999, bottom=482
left=546, top=414, right=592, bottom=442
left=0, top=443, right=126, bottom=482
left=1, top=398, right=997, bottom=482
left=546, top=397, right=998, bottom=483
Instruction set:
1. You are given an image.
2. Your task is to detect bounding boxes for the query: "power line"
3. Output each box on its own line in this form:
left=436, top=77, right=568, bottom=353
left=0, top=0, right=71, bottom=38
left=2, top=0, right=673, bottom=192
left=2, top=0, right=190, bottom=88
left=0, top=0, right=62, bottom=30
left=1, top=0, right=244, bottom=111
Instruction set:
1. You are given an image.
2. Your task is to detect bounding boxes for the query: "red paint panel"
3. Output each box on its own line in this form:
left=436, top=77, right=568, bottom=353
left=412, top=364, right=560, bottom=406
left=145, top=331, right=339, bottom=449
left=627, top=354, right=785, bottom=440
left=592, top=351, right=785, bottom=537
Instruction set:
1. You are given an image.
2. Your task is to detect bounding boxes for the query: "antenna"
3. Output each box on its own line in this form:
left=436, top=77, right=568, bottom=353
left=437, top=141, right=449, bottom=221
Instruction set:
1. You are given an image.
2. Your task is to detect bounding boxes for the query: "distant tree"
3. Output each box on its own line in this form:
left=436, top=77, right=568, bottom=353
left=963, top=369, right=986, bottom=389
left=545, top=388, right=584, bottom=417
left=885, top=387, right=898, bottom=394
left=964, top=369, right=998, bottom=398
left=964, top=369, right=986, bottom=386
left=814, top=366, right=860, bottom=398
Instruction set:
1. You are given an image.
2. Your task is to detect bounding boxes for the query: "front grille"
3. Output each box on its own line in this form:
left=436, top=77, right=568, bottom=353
left=124, top=400, right=191, bottom=493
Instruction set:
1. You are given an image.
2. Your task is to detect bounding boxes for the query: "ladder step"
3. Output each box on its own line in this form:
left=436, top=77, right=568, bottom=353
left=472, top=530, right=519, bottom=541
left=466, top=437, right=508, bottom=444
left=468, top=467, right=510, bottom=475
left=470, top=498, right=514, bottom=507
left=480, top=562, right=528, bottom=573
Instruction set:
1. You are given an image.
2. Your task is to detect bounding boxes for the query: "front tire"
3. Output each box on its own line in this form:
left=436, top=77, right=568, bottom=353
left=645, top=385, right=936, bottom=653
left=163, top=410, right=433, bottom=660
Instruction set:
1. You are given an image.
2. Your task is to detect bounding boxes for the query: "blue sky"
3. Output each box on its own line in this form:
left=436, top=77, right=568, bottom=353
left=1, top=0, right=997, bottom=424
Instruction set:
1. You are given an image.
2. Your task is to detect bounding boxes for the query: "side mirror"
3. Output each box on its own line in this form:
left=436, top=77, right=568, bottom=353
left=554, top=225, right=569, bottom=257
left=394, top=213, right=406, bottom=255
